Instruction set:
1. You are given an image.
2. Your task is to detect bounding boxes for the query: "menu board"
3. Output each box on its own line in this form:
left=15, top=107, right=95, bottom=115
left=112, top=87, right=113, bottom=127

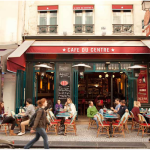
left=58, top=64, right=71, bottom=103
left=137, top=66, right=148, bottom=103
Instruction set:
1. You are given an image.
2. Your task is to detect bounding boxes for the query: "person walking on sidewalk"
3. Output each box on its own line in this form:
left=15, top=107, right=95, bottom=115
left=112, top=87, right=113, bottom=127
left=24, top=98, right=50, bottom=149
left=0, top=101, right=17, bottom=136
left=18, top=98, right=35, bottom=136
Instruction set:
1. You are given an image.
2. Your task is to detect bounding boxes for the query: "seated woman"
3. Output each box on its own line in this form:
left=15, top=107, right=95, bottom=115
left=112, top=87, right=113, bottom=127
left=131, top=101, right=141, bottom=123
left=0, top=101, right=16, bottom=136
left=66, top=98, right=76, bottom=118
left=54, top=100, right=63, bottom=115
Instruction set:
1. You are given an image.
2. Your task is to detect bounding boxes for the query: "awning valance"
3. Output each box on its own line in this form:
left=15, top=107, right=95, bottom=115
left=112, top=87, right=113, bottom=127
left=73, top=5, right=94, bottom=10
left=38, top=5, right=58, bottom=11
left=112, top=5, right=133, bottom=10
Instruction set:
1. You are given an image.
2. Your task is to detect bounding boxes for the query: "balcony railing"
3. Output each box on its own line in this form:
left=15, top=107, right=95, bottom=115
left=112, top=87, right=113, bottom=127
left=73, top=24, right=94, bottom=33
left=37, top=25, right=58, bottom=34
left=113, top=24, right=134, bottom=34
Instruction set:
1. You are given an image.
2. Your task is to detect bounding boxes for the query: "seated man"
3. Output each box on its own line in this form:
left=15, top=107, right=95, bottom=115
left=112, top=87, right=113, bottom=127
left=87, top=101, right=98, bottom=128
left=18, top=98, right=35, bottom=136
left=111, top=98, right=121, bottom=112
left=115, top=100, right=128, bottom=119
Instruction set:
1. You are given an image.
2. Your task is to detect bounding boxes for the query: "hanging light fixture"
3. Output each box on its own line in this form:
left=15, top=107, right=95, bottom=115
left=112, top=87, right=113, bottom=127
left=113, top=75, right=115, bottom=78
left=99, top=75, right=102, bottom=78
left=105, top=74, right=109, bottom=78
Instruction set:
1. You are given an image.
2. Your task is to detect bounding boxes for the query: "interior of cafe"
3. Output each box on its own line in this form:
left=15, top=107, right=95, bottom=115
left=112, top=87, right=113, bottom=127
left=78, top=72, right=128, bottom=116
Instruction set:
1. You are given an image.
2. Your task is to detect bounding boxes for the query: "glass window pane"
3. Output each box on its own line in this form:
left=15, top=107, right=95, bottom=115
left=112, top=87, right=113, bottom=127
left=113, top=10, right=121, bottom=24
left=123, top=10, right=133, bottom=24
left=39, top=12, right=47, bottom=25
left=96, top=63, right=106, bottom=70
left=75, top=10, right=82, bottom=24
left=50, top=12, right=57, bottom=25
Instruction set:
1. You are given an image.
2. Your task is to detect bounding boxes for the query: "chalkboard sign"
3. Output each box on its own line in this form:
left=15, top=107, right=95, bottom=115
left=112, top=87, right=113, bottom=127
left=57, top=64, right=71, bottom=103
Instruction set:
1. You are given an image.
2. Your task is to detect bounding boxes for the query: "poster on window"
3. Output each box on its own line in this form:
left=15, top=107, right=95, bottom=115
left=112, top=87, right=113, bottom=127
left=137, top=66, right=148, bottom=103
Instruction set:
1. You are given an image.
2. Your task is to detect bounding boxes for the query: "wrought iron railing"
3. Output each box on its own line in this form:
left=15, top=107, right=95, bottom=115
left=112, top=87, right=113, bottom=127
left=113, top=24, right=134, bottom=34
left=73, top=24, right=94, bottom=33
left=37, top=25, right=58, bottom=34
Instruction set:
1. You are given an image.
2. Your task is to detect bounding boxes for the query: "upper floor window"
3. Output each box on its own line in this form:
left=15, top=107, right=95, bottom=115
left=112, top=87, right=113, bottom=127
left=37, top=6, right=58, bottom=34
left=112, top=5, right=133, bottom=34
left=73, top=5, right=94, bottom=33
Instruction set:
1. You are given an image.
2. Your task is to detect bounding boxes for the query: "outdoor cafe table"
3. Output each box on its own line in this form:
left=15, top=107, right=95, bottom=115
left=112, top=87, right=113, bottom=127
left=145, top=113, right=150, bottom=123
left=104, top=112, right=119, bottom=137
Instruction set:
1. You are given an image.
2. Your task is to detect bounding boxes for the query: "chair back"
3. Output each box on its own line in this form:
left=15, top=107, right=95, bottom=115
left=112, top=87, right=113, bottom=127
left=130, top=111, right=134, bottom=118
left=96, top=113, right=103, bottom=126
left=46, top=115, right=51, bottom=123
left=70, top=111, right=77, bottom=124
left=138, top=114, right=148, bottom=125
left=98, top=113, right=104, bottom=121
left=11, top=111, right=16, bottom=119
left=123, top=112, right=129, bottom=123
left=118, top=114, right=126, bottom=125
left=48, top=111, right=55, bottom=121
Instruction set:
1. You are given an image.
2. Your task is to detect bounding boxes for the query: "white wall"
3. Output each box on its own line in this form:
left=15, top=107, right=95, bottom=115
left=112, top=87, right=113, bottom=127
left=23, top=0, right=145, bottom=36
left=3, top=74, right=16, bottom=115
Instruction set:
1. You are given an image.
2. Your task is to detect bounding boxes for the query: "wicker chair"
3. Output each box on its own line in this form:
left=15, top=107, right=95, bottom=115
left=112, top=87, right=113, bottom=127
left=46, top=115, right=58, bottom=135
left=88, top=118, right=97, bottom=129
left=123, top=112, right=130, bottom=133
left=64, top=111, right=77, bottom=135
left=137, top=114, right=150, bottom=137
left=130, top=111, right=139, bottom=132
left=96, top=113, right=110, bottom=137
left=48, top=110, right=61, bottom=125
left=112, top=113, right=126, bottom=137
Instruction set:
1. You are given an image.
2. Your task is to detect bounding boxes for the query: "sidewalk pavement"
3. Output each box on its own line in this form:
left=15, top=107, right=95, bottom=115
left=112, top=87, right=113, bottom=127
left=0, top=125, right=150, bottom=148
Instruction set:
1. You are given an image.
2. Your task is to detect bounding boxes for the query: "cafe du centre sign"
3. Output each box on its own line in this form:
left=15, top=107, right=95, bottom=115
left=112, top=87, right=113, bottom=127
left=26, top=46, right=150, bottom=54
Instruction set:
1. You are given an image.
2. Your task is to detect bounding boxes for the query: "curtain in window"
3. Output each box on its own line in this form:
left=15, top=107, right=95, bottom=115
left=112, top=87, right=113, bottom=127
left=113, top=12, right=122, bottom=24
left=40, top=13, right=47, bottom=25
left=123, top=12, right=132, bottom=24
left=50, top=12, right=57, bottom=25
left=75, top=11, right=82, bottom=24
left=85, top=12, right=93, bottom=24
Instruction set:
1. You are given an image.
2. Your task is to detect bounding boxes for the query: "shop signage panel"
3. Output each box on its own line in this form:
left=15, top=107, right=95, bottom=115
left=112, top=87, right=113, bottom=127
left=58, top=64, right=71, bottom=103
left=137, top=66, right=148, bottom=103
left=73, top=5, right=94, bottom=10
left=27, top=46, right=150, bottom=54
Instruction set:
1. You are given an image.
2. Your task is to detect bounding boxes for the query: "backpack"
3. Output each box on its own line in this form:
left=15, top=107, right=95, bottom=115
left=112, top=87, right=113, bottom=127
left=28, top=108, right=44, bottom=128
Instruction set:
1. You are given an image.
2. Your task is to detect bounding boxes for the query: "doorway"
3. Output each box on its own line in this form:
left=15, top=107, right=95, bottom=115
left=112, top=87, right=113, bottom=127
left=77, top=72, right=129, bottom=116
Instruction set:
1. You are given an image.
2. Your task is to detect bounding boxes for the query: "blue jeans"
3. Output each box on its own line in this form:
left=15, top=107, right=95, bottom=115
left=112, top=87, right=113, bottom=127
left=92, top=117, right=99, bottom=128
left=24, top=128, right=49, bottom=149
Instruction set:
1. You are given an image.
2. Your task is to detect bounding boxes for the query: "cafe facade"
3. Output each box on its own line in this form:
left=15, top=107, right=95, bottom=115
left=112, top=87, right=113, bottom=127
left=6, top=36, right=150, bottom=113
left=4, top=1, right=150, bottom=113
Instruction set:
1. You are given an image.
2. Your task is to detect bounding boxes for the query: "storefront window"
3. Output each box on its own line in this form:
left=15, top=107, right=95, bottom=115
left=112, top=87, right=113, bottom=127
left=108, top=63, right=119, bottom=70
left=120, top=63, right=131, bottom=70
left=85, top=63, right=93, bottom=70
left=95, top=63, right=106, bottom=70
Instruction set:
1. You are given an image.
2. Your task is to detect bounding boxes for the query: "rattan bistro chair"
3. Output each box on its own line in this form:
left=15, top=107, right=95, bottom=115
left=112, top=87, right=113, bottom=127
left=123, top=112, right=130, bottom=133
left=112, top=114, right=126, bottom=138
left=137, top=114, right=150, bottom=137
left=96, top=113, right=110, bottom=137
left=64, top=111, right=77, bottom=135
left=130, top=111, right=139, bottom=132
left=46, top=115, right=58, bottom=135
left=0, top=118, right=9, bottom=135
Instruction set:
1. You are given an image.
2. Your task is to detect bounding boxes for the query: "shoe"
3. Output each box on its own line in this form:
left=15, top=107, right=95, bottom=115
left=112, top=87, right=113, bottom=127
left=9, top=130, right=17, bottom=136
left=18, top=132, right=25, bottom=136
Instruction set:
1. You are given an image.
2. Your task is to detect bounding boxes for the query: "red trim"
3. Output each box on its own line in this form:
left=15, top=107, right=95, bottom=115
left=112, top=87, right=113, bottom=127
left=73, top=5, right=94, bottom=10
left=26, top=46, right=150, bottom=54
left=112, top=5, right=133, bottom=10
left=38, top=5, right=58, bottom=11
left=7, top=54, right=26, bottom=73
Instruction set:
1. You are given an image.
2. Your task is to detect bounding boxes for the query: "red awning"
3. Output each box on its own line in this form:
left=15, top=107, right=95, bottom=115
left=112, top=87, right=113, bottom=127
left=112, top=5, right=133, bottom=10
left=73, top=5, right=94, bottom=10
left=26, top=46, right=150, bottom=54
left=7, top=53, right=26, bottom=73
left=38, top=5, right=58, bottom=11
